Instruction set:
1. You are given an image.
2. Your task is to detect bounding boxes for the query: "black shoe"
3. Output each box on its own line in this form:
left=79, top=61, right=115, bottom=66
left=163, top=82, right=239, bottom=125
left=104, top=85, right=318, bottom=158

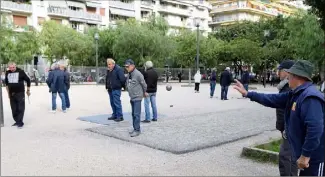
left=141, top=120, right=150, bottom=123
left=114, top=118, right=124, bottom=122
left=152, top=119, right=157, bottom=122
left=12, top=123, right=18, bottom=126
left=17, top=123, right=24, bottom=129
left=224, top=98, right=229, bottom=100
left=107, top=116, right=116, bottom=120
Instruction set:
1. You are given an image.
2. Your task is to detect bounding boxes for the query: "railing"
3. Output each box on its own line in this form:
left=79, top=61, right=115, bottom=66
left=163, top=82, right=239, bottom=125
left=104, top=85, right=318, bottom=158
left=1, top=1, right=32, bottom=13
left=141, top=0, right=154, bottom=7
left=47, top=7, right=102, bottom=22
left=109, top=1, right=135, bottom=10
left=159, top=5, right=191, bottom=16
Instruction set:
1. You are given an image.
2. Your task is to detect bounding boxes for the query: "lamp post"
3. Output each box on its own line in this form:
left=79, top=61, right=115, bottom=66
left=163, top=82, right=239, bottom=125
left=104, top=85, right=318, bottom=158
left=0, top=0, right=4, bottom=127
left=194, top=17, right=201, bottom=72
left=94, top=32, right=99, bottom=85
left=263, top=30, right=270, bottom=88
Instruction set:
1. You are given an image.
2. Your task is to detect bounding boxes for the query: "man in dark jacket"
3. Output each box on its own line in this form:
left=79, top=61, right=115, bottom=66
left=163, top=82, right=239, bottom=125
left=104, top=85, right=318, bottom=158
left=210, top=69, right=217, bottom=98
left=5, top=62, right=31, bottom=128
left=220, top=67, right=232, bottom=100
left=47, top=63, right=68, bottom=113
left=60, top=64, right=71, bottom=110
left=241, top=66, right=250, bottom=91
left=106, top=58, right=126, bottom=122
left=234, top=60, right=324, bottom=176
left=142, top=61, right=158, bottom=123
left=276, top=60, right=297, bottom=176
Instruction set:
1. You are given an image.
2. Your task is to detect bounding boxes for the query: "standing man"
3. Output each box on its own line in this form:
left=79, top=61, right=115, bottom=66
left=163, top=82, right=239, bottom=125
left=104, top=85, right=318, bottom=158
left=47, top=63, right=68, bottom=113
left=60, top=64, right=71, bottom=110
left=241, top=66, right=250, bottom=92
left=210, top=69, right=217, bottom=98
left=142, top=61, right=158, bottom=123
left=106, top=58, right=126, bottom=122
left=220, top=67, right=232, bottom=100
left=33, top=68, right=40, bottom=86
left=234, top=60, right=324, bottom=176
left=5, top=62, right=31, bottom=128
left=125, top=59, right=147, bottom=137
left=276, top=60, right=298, bottom=176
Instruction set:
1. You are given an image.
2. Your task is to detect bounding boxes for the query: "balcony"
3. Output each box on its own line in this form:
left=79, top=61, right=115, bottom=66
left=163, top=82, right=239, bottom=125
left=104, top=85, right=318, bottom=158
left=210, top=5, right=280, bottom=16
left=47, top=7, right=102, bottom=23
left=109, top=1, right=135, bottom=11
left=141, top=1, right=154, bottom=8
left=158, top=5, right=191, bottom=17
left=1, top=1, right=32, bottom=13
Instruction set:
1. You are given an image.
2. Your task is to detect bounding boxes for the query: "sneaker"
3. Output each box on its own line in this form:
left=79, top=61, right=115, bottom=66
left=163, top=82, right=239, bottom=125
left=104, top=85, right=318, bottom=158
left=141, top=120, right=150, bottom=123
left=114, top=118, right=124, bottom=122
left=107, top=116, right=116, bottom=120
left=129, top=130, right=135, bottom=134
left=50, top=110, right=56, bottom=113
left=152, top=119, right=157, bottom=122
left=63, top=110, right=67, bottom=113
left=17, top=123, right=24, bottom=129
left=130, top=131, right=140, bottom=137
left=12, top=123, right=18, bottom=126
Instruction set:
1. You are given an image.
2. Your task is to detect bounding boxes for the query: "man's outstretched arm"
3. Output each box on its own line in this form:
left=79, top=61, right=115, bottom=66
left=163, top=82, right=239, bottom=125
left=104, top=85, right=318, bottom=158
left=246, top=91, right=290, bottom=109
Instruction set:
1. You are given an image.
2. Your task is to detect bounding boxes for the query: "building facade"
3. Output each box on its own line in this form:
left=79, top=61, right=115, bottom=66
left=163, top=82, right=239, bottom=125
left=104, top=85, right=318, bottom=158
left=208, top=0, right=307, bottom=30
left=0, top=0, right=211, bottom=34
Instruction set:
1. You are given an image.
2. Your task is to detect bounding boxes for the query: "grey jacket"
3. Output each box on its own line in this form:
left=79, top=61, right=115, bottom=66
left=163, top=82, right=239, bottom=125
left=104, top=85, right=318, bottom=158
left=127, top=68, right=147, bottom=101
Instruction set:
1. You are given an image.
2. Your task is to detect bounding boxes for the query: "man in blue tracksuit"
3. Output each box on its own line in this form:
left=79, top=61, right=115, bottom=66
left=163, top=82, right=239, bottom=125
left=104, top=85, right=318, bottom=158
left=234, top=60, right=324, bottom=176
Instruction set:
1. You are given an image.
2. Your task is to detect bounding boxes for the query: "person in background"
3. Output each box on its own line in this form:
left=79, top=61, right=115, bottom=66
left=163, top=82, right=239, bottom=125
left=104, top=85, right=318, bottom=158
left=220, top=67, right=232, bottom=100
left=106, top=58, right=126, bottom=122
left=1, top=72, right=6, bottom=87
left=47, top=63, right=68, bottom=113
left=142, top=61, right=158, bottom=123
left=60, top=64, right=71, bottom=110
left=276, top=60, right=297, bottom=176
left=125, top=59, right=147, bottom=137
left=178, top=71, right=182, bottom=83
left=5, top=62, right=31, bottom=128
left=194, top=70, right=201, bottom=93
left=33, top=68, right=40, bottom=86
left=234, top=60, right=324, bottom=176
left=241, top=66, right=250, bottom=93
left=210, top=69, right=217, bottom=98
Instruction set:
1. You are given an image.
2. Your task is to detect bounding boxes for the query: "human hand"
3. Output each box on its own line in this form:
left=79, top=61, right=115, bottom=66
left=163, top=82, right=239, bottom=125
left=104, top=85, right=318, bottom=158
left=144, top=92, right=149, bottom=97
left=26, top=90, right=31, bottom=96
left=297, top=155, right=310, bottom=169
left=233, top=79, right=248, bottom=97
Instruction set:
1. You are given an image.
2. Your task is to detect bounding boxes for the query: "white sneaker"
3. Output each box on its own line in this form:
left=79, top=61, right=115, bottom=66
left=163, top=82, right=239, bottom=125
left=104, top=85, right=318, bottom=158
left=63, top=110, right=67, bottom=113
left=50, top=110, right=56, bottom=113
left=66, top=108, right=70, bottom=111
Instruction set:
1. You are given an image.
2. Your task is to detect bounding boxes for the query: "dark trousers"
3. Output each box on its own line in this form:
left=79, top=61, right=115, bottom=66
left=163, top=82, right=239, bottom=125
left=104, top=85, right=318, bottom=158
left=194, top=83, right=200, bottom=91
left=221, top=86, right=229, bottom=100
left=131, top=100, right=141, bottom=132
left=9, top=92, right=25, bottom=125
left=279, top=138, right=298, bottom=176
left=210, top=81, right=216, bottom=96
left=299, top=162, right=324, bottom=176
left=63, top=90, right=70, bottom=108
left=108, top=90, right=123, bottom=118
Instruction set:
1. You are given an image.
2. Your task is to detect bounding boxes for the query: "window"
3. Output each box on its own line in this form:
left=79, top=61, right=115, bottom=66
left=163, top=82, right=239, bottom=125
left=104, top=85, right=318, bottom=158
left=86, top=7, right=96, bottom=13
left=100, top=8, right=105, bottom=16
left=13, top=15, right=27, bottom=26
left=38, top=17, right=45, bottom=25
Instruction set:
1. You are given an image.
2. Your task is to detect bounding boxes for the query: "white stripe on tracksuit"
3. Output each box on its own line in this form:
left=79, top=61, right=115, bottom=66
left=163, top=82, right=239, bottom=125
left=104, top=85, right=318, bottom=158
left=318, top=162, right=324, bottom=176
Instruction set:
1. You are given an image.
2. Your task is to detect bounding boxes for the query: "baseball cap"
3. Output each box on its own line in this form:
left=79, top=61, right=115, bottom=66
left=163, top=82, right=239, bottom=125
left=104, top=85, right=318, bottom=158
left=277, top=60, right=294, bottom=70
left=124, top=59, right=135, bottom=66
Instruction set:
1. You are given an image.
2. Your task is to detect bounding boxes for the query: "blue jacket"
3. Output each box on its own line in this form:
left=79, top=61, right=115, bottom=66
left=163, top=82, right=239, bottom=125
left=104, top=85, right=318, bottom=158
left=210, top=71, right=217, bottom=82
left=105, top=65, right=126, bottom=91
left=46, top=69, right=68, bottom=93
left=220, top=70, right=232, bottom=86
left=246, top=82, right=324, bottom=163
left=241, top=71, right=250, bottom=84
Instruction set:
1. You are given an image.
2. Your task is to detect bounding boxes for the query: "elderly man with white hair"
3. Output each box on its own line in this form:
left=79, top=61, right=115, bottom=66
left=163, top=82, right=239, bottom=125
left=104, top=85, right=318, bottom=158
left=142, top=61, right=159, bottom=123
left=219, top=66, right=233, bottom=100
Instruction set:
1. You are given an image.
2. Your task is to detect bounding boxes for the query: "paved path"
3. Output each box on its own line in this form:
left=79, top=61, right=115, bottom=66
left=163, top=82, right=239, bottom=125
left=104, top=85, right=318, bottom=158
left=1, top=84, right=281, bottom=176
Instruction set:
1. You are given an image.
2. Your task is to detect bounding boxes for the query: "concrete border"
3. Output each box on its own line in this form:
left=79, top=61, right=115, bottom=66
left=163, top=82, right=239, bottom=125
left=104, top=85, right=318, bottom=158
left=241, top=140, right=280, bottom=164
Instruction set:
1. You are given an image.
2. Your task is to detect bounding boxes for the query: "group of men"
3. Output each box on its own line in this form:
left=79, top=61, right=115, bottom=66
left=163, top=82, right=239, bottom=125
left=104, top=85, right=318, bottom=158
left=105, top=58, right=158, bottom=137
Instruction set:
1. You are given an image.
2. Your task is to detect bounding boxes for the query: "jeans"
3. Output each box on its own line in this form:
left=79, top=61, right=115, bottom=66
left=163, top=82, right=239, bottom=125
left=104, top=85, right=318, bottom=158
left=210, top=81, right=216, bottom=96
left=108, top=90, right=123, bottom=118
left=243, top=84, right=249, bottom=91
left=221, top=86, right=229, bottom=100
left=131, top=100, right=142, bottom=132
left=144, top=92, right=157, bottom=121
left=52, top=92, right=66, bottom=111
left=63, top=90, right=70, bottom=108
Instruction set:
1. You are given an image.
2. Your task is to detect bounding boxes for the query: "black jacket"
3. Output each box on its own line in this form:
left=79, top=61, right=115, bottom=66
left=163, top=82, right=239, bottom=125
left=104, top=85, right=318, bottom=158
left=106, top=65, right=126, bottom=91
left=220, top=70, right=232, bottom=86
left=275, top=82, right=291, bottom=132
left=144, top=68, right=158, bottom=93
left=241, top=71, right=250, bottom=84
left=5, top=67, right=31, bottom=94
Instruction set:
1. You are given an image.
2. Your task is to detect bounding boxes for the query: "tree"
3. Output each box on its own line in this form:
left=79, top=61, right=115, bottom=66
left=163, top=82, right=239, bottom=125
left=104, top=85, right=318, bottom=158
left=201, top=37, right=225, bottom=67
left=12, top=31, right=40, bottom=64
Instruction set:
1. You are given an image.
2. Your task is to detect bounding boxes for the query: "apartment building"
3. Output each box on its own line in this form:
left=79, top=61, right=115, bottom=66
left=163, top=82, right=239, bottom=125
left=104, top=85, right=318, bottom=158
left=208, top=0, right=307, bottom=30
left=0, top=0, right=211, bottom=35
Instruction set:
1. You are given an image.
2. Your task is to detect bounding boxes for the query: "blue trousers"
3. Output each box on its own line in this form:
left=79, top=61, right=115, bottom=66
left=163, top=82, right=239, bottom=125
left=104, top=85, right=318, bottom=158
left=144, top=93, right=157, bottom=121
left=210, top=81, right=216, bottom=97
left=108, top=90, right=123, bottom=118
left=131, top=100, right=142, bottom=132
left=63, top=90, right=70, bottom=108
left=52, top=92, right=66, bottom=111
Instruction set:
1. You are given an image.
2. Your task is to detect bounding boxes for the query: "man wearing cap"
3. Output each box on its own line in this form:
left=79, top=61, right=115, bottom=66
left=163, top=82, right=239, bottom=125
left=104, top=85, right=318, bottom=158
left=276, top=60, right=297, bottom=176
left=124, top=59, right=147, bottom=137
left=234, top=60, right=324, bottom=176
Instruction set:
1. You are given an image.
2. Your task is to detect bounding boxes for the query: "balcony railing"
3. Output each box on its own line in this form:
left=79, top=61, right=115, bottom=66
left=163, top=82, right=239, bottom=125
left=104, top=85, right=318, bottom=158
left=47, top=7, right=102, bottom=22
left=211, top=5, right=280, bottom=16
left=1, top=1, right=32, bottom=13
left=141, top=1, right=154, bottom=7
left=159, top=5, right=191, bottom=16
left=109, top=1, right=135, bottom=10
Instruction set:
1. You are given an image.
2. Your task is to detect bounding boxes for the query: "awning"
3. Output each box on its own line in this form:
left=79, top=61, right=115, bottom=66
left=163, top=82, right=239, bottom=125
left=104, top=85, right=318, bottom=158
left=66, top=1, right=85, bottom=9
left=86, top=1, right=101, bottom=8
left=110, top=7, right=135, bottom=17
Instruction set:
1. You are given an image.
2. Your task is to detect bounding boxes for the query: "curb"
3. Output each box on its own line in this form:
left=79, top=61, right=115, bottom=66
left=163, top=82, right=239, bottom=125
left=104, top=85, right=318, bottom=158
left=241, top=142, right=279, bottom=164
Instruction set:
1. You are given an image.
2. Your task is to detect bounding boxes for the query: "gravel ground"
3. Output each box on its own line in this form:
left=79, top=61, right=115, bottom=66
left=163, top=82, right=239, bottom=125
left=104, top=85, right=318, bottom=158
left=1, top=84, right=281, bottom=176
